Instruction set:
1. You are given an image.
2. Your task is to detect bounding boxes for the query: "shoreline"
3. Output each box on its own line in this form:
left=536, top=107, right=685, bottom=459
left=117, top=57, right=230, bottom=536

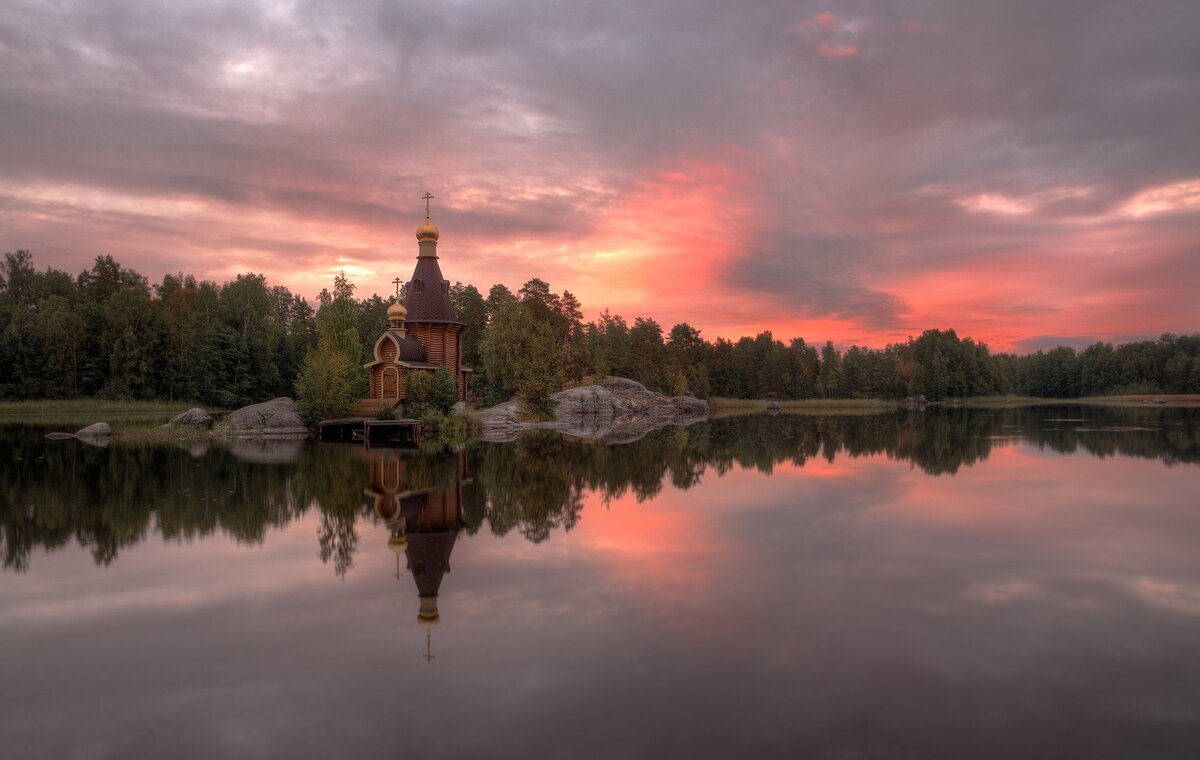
left=5, top=393, right=1198, bottom=442
left=709, top=394, right=1200, bottom=413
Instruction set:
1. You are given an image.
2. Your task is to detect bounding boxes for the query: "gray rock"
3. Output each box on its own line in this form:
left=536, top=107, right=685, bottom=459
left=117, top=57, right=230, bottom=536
left=215, top=397, right=309, bottom=438
left=170, top=407, right=214, bottom=428
left=473, top=400, right=523, bottom=427
left=75, top=422, right=112, bottom=438
left=474, top=378, right=710, bottom=441
left=552, top=386, right=615, bottom=425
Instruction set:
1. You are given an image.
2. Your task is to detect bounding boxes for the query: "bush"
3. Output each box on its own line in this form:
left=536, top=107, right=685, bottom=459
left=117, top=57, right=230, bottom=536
left=418, top=408, right=448, bottom=429
left=406, top=367, right=458, bottom=417
left=414, top=409, right=481, bottom=443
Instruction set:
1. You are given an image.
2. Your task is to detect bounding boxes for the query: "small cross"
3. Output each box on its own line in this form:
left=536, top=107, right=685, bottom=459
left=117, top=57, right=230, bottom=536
left=392, top=277, right=402, bottom=298
left=421, top=192, right=434, bottom=219
left=424, top=631, right=435, bottom=663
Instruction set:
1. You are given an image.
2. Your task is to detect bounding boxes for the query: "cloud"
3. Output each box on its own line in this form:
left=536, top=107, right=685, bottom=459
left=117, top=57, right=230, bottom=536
left=956, top=193, right=1036, bottom=216
left=1119, top=179, right=1200, bottom=218
left=1, top=0, right=1199, bottom=348
left=727, top=233, right=908, bottom=327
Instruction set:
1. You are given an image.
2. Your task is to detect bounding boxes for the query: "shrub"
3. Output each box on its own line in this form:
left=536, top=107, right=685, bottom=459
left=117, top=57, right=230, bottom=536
left=407, top=367, right=458, bottom=417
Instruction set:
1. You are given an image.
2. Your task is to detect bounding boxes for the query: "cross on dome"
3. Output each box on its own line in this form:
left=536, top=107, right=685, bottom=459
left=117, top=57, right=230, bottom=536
left=415, top=191, right=440, bottom=244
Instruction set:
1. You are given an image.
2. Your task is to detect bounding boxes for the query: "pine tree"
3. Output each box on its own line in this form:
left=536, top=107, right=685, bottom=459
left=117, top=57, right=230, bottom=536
left=295, top=272, right=366, bottom=423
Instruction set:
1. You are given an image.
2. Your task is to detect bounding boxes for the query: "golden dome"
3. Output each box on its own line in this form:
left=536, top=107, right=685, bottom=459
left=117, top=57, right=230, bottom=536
left=387, top=535, right=408, bottom=554
left=415, top=219, right=439, bottom=242
left=387, top=300, right=407, bottom=320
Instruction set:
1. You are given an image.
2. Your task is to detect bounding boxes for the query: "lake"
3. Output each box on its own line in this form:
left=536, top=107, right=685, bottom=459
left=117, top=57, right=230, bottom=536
left=2, top=407, right=1199, bottom=759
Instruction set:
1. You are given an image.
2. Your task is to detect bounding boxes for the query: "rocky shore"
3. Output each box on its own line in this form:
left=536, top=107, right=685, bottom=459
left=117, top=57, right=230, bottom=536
left=473, top=377, right=709, bottom=443
left=42, top=381, right=709, bottom=445
left=213, top=397, right=309, bottom=438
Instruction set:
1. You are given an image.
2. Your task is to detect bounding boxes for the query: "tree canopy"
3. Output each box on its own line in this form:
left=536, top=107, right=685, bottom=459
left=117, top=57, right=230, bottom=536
left=3, top=250, right=1198, bottom=406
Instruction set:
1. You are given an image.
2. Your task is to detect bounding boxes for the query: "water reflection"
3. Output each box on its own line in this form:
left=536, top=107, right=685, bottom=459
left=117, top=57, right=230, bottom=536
left=3, top=407, right=1200, bottom=758
left=365, top=449, right=468, bottom=660
left=1, top=406, right=1199, bottom=574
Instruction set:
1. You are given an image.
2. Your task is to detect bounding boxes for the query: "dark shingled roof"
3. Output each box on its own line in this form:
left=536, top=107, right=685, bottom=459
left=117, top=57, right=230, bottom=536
left=405, top=531, right=458, bottom=598
left=390, top=332, right=426, bottom=362
left=405, top=255, right=460, bottom=323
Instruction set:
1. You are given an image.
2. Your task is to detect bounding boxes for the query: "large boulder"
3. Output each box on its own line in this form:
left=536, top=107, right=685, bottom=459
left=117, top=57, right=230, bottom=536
left=474, top=400, right=523, bottom=427
left=169, top=407, right=214, bottom=428
left=600, top=377, right=708, bottom=420
left=552, top=386, right=615, bottom=425
left=473, top=378, right=710, bottom=441
left=75, top=422, right=112, bottom=438
left=215, top=398, right=309, bottom=438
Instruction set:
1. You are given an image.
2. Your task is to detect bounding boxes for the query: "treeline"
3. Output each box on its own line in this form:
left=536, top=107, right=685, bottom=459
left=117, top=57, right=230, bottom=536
left=0, top=251, right=314, bottom=405
left=2, top=250, right=1198, bottom=406
left=452, top=277, right=1200, bottom=402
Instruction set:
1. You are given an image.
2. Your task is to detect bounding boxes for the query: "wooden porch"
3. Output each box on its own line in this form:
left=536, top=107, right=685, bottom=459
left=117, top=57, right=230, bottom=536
left=317, top=416, right=422, bottom=447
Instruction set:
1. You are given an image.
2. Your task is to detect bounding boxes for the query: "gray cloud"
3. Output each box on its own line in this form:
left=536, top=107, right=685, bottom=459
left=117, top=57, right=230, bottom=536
left=729, top=233, right=908, bottom=327
left=1, top=0, right=1199, bottom=340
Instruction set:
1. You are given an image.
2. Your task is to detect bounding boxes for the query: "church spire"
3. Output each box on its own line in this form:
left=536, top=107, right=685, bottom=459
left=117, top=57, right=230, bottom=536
left=415, top=191, right=439, bottom=254
left=404, top=194, right=460, bottom=323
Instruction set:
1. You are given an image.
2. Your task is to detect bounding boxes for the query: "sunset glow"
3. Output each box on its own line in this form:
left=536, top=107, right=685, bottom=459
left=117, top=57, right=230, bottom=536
left=2, top=1, right=1198, bottom=351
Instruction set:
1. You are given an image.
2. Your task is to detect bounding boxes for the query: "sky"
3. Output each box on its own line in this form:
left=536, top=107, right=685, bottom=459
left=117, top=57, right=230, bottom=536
left=2, top=0, right=1199, bottom=353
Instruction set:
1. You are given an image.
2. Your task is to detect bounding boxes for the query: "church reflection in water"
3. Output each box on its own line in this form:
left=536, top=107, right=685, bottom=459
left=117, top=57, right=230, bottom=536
left=362, top=448, right=470, bottom=662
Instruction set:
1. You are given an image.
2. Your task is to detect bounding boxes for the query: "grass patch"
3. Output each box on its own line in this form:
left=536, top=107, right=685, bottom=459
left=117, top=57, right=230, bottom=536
left=709, top=397, right=900, bottom=419
left=960, top=394, right=1200, bottom=408
left=1077, top=394, right=1200, bottom=407
left=0, top=398, right=195, bottom=415
left=710, top=397, right=899, bottom=410
left=418, top=411, right=483, bottom=443
left=711, top=394, right=1200, bottom=414
left=0, top=399, right=203, bottom=425
left=709, top=397, right=899, bottom=409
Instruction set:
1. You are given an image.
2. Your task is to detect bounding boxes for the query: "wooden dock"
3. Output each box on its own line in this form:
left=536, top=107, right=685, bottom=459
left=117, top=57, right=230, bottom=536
left=317, top=417, right=422, bottom=447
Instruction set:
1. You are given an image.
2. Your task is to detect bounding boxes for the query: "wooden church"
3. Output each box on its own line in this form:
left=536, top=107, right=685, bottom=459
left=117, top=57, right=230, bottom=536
left=356, top=195, right=470, bottom=415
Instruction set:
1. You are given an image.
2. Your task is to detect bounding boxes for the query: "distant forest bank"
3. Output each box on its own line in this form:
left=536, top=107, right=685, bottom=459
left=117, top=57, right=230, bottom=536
left=3, top=250, right=1199, bottom=409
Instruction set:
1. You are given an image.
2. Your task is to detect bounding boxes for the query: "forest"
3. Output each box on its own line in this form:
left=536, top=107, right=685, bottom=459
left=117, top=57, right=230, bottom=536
left=2, top=250, right=1199, bottom=408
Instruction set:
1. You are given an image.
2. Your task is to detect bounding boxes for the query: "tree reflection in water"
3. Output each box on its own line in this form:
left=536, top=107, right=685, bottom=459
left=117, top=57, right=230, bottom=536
left=1, top=406, right=1198, bottom=574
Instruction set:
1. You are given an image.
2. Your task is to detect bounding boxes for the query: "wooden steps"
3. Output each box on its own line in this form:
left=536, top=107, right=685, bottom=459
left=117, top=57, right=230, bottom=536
left=348, top=398, right=399, bottom=417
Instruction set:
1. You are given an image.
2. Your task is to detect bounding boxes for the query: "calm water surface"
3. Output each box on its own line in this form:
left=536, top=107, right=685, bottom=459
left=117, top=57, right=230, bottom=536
left=2, top=407, right=1200, bottom=759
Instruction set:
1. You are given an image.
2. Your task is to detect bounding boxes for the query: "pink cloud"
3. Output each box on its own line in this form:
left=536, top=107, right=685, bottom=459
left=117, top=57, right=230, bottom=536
left=1119, top=179, right=1200, bottom=218
left=817, top=43, right=859, bottom=59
